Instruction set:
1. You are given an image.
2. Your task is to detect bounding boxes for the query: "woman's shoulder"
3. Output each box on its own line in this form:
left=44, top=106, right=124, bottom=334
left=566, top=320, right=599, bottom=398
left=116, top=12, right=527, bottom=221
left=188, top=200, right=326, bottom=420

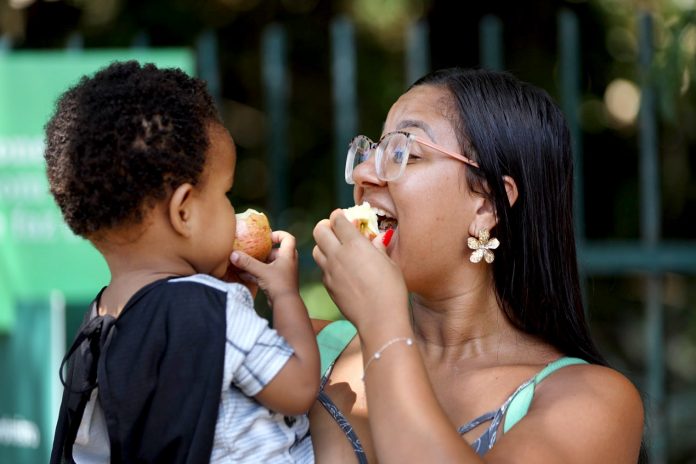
left=499, top=361, right=645, bottom=461
left=485, top=360, right=644, bottom=462
left=536, top=361, right=643, bottom=411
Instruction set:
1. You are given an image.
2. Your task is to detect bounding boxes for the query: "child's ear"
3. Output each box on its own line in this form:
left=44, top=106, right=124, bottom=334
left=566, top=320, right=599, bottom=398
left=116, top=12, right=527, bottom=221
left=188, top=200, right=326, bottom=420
left=168, top=183, right=195, bottom=237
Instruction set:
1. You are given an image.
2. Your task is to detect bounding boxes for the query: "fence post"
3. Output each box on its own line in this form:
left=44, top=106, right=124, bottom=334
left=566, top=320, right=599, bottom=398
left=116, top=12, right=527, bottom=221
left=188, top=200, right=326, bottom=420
left=638, top=11, right=666, bottom=464
left=131, top=31, right=150, bottom=49
left=261, top=24, right=289, bottom=227
left=196, top=30, right=222, bottom=113
left=558, top=9, right=584, bottom=242
left=479, top=15, right=503, bottom=70
left=331, top=16, right=357, bottom=209
left=405, top=20, right=430, bottom=88
left=66, top=32, right=83, bottom=51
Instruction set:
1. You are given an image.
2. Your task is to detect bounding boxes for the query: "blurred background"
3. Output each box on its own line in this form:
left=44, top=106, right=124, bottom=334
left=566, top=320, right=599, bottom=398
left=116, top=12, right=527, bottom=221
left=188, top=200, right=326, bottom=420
left=0, top=0, right=694, bottom=462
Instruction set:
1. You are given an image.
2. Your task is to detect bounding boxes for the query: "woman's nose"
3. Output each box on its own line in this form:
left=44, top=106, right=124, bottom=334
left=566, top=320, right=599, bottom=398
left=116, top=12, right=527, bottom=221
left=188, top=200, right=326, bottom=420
left=353, top=156, right=386, bottom=187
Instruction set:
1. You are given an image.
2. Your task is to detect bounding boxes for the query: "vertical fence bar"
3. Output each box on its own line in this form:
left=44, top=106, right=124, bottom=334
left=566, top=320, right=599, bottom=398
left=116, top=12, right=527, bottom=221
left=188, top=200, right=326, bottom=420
left=405, top=20, right=430, bottom=88
left=558, top=9, right=584, bottom=243
left=331, top=16, right=357, bottom=209
left=262, top=24, right=289, bottom=227
left=66, top=32, right=83, bottom=51
left=196, top=30, right=222, bottom=110
left=0, top=35, right=11, bottom=52
left=479, top=15, right=503, bottom=70
left=131, top=31, right=150, bottom=49
left=638, top=11, right=666, bottom=464
left=557, top=9, right=591, bottom=310
left=48, top=290, right=65, bottom=462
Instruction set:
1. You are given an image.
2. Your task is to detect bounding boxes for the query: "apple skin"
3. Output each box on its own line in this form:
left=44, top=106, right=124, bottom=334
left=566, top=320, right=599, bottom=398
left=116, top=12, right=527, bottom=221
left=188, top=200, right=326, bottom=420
left=232, top=209, right=273, bottom=261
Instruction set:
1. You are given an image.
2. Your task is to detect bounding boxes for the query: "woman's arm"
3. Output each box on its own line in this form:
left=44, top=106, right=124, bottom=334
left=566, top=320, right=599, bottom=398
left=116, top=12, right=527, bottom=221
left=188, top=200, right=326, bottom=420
left=313, top=210, right=644, bottom=463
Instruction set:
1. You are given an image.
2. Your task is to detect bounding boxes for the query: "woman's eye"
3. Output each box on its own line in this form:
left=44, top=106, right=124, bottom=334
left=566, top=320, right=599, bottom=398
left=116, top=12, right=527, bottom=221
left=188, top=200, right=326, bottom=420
left=393, top=149, right=405, bottom=163
left=406, top=151, right=422, bottom=162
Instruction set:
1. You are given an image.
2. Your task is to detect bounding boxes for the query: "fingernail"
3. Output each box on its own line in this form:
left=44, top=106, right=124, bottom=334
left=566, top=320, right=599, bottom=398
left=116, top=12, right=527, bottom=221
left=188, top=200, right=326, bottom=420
left=231, top=252, right=240, bottom=263
left=382, top=228, right=394, bottom=247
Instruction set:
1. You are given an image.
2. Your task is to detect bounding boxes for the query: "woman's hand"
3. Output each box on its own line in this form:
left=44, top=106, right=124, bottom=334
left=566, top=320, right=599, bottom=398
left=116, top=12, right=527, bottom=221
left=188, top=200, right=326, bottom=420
left=312, top=209, right=408, bottom=330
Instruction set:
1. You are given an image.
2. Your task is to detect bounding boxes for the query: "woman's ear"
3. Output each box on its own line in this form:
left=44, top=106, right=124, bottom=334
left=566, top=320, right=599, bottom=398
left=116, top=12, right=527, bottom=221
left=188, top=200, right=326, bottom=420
left=503, top=175, right=519, bottom=207
left=169, top=183, right=194, bottom=237
left=469, top=193, right=497, bottom=238
left=468, top=176, right=518, bottom=237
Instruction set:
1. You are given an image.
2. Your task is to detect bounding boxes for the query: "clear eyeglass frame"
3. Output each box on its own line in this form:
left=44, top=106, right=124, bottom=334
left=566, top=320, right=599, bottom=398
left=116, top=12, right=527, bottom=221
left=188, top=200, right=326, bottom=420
left=345, top=130, right=479, bottom=185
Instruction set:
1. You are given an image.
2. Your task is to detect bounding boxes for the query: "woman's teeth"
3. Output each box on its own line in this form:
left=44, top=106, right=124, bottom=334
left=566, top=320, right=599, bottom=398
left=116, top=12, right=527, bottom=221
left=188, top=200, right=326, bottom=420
left=371, top=207, right=397, bottom=232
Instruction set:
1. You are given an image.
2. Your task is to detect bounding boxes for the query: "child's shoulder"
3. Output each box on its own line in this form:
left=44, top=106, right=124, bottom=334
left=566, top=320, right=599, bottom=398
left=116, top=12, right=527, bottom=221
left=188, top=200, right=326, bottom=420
left=124, top=275, right=248, bottom=323
left=168, top=274, right=250, bottom=298
left=164, top=274, right=253, bottom=310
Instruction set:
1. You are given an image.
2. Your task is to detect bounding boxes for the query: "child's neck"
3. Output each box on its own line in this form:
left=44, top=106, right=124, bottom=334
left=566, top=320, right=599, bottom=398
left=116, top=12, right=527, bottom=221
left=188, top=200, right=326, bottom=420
left=98, top=250, right=195, bottom=317
left=91, top=208, right=201, bottom=317
left=98, top=269, right=178, bottom=317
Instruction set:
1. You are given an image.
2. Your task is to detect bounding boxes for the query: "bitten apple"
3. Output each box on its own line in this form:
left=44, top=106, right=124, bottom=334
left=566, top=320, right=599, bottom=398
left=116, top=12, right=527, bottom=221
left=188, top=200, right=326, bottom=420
left=343, top=202, right=379, bottom=240
left=233, top=209, right=273, bottom=261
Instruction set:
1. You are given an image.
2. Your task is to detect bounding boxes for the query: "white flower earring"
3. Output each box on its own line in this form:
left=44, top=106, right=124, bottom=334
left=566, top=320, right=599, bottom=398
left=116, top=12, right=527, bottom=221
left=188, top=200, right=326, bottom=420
left=467, top=228, right=500, bottom=264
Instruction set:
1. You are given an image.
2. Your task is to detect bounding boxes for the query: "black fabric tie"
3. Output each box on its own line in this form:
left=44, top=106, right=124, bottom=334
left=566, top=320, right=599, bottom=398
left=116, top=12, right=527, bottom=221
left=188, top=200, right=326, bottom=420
left=59, top=314, right=116, bottom=395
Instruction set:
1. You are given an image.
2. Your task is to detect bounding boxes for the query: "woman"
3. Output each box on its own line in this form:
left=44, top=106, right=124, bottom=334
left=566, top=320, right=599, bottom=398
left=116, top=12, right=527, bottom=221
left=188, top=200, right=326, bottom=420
left=310, top=68, right=644, bottom=463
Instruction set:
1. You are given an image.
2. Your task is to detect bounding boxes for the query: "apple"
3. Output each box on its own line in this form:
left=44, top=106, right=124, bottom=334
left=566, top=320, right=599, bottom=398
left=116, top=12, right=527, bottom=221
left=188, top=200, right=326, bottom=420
left=233, top=208, right=273, bottom=261
left=343, top=202, right=379, bottom=240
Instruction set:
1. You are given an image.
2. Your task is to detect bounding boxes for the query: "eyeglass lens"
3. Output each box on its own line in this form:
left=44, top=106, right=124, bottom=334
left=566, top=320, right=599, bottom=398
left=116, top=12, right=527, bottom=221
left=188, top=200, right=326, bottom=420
left=346, top=133, right=412, bottom=184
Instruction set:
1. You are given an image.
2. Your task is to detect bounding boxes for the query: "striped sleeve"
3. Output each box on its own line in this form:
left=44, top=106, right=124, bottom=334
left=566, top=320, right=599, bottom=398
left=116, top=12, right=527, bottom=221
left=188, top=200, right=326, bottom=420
left=224, top=284, right=294, bottom=397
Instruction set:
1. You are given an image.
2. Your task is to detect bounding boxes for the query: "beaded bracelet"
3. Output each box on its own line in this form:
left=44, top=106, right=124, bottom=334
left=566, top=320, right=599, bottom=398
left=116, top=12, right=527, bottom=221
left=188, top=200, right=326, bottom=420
left=361, top=337, right=414, bottom=381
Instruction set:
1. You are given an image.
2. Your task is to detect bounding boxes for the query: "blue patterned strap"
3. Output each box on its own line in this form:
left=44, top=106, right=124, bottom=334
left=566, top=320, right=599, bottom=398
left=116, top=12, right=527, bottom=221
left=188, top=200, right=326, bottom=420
left=317, top=320, right=358, bottom=376
left=315, top=321, right=367, bottom=463
left=317, top=391, right=368, bottom=464
left=502, top=356, right=589, bottom=433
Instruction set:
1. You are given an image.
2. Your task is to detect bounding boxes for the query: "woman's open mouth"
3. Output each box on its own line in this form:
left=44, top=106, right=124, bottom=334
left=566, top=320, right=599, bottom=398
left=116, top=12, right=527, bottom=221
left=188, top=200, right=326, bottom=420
left=373, top=207, right=398, bottom=232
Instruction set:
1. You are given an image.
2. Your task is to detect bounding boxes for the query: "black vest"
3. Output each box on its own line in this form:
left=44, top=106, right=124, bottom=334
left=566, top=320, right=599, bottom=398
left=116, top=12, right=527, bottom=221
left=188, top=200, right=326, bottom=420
left=51, top=278, right=227, bottom=463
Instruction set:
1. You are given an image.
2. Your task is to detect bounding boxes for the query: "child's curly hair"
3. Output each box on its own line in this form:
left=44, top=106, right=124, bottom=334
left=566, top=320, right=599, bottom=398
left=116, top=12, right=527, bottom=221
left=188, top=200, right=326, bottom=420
left=44, top=60, right=221, bottom=237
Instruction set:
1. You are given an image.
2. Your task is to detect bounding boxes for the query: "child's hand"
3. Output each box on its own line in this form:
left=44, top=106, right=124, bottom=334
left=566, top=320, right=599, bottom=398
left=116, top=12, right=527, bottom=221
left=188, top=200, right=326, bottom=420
left=230, top=230, right=300, bottom=308
left=221, top=262, right=259, bottom=297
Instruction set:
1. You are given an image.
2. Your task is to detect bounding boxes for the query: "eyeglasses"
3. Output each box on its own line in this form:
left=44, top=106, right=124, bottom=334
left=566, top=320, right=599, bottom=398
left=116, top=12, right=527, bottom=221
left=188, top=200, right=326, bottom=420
left=345, top=130, right=479, bottom=184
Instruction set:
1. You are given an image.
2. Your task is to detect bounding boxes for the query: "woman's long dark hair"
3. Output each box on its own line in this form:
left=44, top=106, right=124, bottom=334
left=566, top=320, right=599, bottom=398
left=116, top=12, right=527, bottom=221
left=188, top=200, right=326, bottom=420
left=413, top=67, right=649, bottom=463
left=413, top=67, right=605, bottom=365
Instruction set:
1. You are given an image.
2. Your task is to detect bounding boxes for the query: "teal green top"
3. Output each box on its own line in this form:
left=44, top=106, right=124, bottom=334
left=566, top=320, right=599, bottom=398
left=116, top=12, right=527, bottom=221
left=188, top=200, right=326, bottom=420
left=316, top=320, right=589, bottom=458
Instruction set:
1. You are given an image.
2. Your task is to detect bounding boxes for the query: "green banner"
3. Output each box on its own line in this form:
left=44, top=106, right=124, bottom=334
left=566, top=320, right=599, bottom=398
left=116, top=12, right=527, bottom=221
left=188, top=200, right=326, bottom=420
left=0, top=49, right=194, bottom=463
left=0, top=49, right=194, bottom=330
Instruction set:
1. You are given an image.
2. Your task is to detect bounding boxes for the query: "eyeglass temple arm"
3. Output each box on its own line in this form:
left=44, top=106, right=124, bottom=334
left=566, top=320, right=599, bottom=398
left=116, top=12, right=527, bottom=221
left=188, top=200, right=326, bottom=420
left=414, top=136, right=479, bottom=168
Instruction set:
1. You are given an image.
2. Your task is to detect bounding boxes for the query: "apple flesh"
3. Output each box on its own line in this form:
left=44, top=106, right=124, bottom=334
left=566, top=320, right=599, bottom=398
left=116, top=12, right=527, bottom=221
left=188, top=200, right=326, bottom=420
left=233, top=209, right=273, bottom=261
left=343, top=202, right=379, bottom=240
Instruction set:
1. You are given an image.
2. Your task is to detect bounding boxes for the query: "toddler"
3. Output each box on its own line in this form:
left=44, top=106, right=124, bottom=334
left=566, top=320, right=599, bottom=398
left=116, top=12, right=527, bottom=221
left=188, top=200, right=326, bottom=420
left=46, top=61, right=319, bottom=463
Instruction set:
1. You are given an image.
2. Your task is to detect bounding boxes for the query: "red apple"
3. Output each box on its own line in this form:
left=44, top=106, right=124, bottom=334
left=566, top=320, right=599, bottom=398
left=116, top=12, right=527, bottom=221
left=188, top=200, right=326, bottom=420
left=343, top=202, right=379, bottom=240
left=233, top=209, right=273, bottom=261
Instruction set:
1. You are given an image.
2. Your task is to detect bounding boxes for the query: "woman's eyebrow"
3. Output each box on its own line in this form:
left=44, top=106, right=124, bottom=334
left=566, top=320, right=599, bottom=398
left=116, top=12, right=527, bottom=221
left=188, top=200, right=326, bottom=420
left=395, top=119, right=436, bottom=141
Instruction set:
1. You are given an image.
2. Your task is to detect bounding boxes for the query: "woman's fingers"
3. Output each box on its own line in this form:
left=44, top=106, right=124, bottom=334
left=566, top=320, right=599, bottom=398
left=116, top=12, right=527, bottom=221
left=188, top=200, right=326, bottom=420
left=312, top=244, right=327, bottom=270
left=313, top=217, right=342, bottom=254
left=329, top=208, right=363, bottom=243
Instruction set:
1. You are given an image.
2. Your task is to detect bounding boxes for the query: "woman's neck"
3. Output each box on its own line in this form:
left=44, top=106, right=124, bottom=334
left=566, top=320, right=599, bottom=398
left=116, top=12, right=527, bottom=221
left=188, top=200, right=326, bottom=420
left=409, top=286, right=549, bottom=365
